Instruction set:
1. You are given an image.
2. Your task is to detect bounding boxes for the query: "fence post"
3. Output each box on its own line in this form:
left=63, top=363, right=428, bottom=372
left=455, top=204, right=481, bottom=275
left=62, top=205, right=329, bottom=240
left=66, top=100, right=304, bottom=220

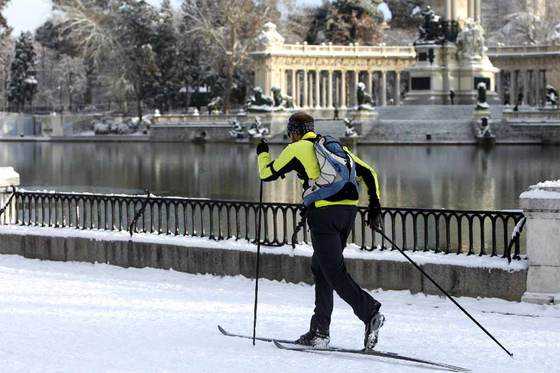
left=520, top=181, right=560, bottom=305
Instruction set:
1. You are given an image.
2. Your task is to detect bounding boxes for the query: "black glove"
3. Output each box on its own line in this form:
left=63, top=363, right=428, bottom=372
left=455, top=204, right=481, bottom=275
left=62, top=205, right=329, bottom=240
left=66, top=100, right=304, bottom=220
left=256, top=140, right=269, bottom=155
left=367, top=198, right=383, bottom=231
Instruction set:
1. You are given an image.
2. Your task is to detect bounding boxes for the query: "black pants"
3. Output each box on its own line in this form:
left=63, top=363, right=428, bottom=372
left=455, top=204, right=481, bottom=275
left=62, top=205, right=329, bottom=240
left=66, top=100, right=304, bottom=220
left=308, top=205, right=381, bottom=333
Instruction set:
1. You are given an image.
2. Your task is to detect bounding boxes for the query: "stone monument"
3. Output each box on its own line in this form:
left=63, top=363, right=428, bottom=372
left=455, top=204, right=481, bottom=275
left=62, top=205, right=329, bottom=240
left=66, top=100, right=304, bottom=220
left=404, top=0, right=499, bottom=105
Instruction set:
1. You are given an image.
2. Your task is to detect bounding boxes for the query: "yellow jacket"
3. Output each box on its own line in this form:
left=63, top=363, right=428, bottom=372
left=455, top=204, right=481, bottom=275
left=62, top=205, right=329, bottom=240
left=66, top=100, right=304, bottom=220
left=257, top=132, right=380, bottom=208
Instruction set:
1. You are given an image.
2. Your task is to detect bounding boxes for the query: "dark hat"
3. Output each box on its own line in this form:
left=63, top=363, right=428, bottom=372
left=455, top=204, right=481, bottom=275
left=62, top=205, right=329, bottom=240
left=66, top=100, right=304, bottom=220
left=287, top=111, right=314, bottom=135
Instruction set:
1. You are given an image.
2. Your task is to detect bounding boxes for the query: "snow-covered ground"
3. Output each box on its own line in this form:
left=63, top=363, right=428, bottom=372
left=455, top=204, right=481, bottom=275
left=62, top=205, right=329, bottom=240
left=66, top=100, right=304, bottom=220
left=0, top=255, right=558, bottom=373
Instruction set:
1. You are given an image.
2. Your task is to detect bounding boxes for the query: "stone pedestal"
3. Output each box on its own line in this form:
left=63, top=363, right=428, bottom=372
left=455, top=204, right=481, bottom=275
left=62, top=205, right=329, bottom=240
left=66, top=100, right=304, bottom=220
left=351, top=110, right=378, bottom=136
left=520, top=182, right=560, bottom=305
left=404, top=43, right=499, bottom=105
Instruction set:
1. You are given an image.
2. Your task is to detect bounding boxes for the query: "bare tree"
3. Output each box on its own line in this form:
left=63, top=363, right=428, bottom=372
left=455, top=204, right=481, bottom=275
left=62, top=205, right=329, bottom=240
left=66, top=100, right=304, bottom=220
left=181, top=0, right=278, bottom=112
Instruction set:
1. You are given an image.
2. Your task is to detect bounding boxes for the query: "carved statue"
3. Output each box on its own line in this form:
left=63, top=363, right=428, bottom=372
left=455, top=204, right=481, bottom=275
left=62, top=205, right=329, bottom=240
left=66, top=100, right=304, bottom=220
left=415, top=6, right=445, bottom=45
left=475, top=117, right=493, bottom=139
left=256, top=22, right=285, bottom=49
left=476, top=82, right=490, bottom=110
left=271, top=86, right=294, bottom=109
left=246, top=87, right=275, bottom=112
left=546, top=85, right=559, bottom=107
left=547, top=23, right=560, bottom=46
left=207, top=96, right=223, bottom=114
left=456, top=18, right=487, bottom=60
left=356, top=82, right=375, bottom=111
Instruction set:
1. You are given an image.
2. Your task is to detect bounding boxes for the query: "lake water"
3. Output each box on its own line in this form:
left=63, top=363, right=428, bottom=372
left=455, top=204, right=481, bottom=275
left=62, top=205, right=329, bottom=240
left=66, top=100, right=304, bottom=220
left=1, top=142, right=558, bottom=210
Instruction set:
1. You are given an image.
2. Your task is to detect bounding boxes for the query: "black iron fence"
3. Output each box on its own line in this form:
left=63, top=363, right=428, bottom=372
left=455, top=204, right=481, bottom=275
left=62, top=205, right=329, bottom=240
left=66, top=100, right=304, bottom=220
left=1, top=190, right=525, bottom=261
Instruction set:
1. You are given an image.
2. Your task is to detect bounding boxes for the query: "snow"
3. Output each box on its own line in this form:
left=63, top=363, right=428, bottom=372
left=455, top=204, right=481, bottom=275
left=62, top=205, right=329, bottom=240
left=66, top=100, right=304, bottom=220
left=0, top=167, right=20, bottom=187
left=520, top=189, right=560, bottom=199
left=0, top=225, right=527, bottom=271
left=534, top=179, right=560, bottom=188
left=0, top=255, right=557, bottom=373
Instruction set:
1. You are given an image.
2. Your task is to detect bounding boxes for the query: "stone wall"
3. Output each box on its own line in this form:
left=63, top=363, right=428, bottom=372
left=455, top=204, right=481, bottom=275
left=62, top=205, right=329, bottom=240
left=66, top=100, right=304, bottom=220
left=0, top=230, right=527, bottom=301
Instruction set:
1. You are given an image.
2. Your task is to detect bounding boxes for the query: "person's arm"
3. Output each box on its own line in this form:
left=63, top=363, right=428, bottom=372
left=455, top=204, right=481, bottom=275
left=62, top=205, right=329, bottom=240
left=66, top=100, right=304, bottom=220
left=257, top=143, right=303, bottom=182
left=344, top=147, right=380, bottom=202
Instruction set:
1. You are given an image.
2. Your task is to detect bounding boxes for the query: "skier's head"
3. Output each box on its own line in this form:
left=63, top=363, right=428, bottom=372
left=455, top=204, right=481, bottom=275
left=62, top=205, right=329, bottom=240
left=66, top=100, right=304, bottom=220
left=287, top=111, right=314, bottom=142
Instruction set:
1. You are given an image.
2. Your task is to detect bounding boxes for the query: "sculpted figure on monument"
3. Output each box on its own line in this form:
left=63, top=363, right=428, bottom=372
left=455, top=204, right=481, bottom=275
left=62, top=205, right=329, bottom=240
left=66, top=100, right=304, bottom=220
left=547, top=24, right=560, bottom=45
left=256, top=22, right=285, bottom=49
left=546, top=85, right=559, bottom=107
left=415, top=6, right=445, bottom=45
left=356, top=82, right=375, bottom=111
left=246, top=87, right=275, bottom=112
left=457, top=18, right=487, bottom=60
left=207, top=96, right=223, bottom=114
left=476, top=82, right=490, bottom=110
left=271, top=86, right=294, bottom=109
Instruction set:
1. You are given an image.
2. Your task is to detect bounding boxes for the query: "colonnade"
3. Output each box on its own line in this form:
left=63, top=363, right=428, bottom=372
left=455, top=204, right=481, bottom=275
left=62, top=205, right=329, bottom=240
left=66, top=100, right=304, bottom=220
left=277, top=69, right=406, bottom=108
left=496, top=69, right=548, bottom=106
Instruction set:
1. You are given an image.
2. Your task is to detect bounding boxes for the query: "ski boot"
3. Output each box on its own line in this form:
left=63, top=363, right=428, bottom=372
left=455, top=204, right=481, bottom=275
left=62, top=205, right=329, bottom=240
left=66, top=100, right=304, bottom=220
left=364, top=312, right=385, bottom=351
left=294, top=329, right=330, bottom=349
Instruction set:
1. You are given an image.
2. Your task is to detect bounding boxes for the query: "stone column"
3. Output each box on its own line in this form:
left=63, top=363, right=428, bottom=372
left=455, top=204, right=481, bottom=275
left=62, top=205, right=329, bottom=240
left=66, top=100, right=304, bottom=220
left=341, top=71, right=347, bottom=109
left=445, top=0, right=452, bottom=20
left=291, top=70, right=297, bottom=106
left=520, top=182, right=560, bottom=305
left=328, top=70, right=334, bottom=109
left=351, top=70, right=358, bottom=107
left=496, top=71, right=503, bottom=104
left=395, top=71, right=401, bottom=106
left=523, top=70, right=530, bottom=106
left=475, top=0, right=481, bottom=22
left=315, top=71, right=321, bottom=108
left=510, top=70, right=517, bottom=106
left=468, top=0, right=475, bottom=19
left=380, top=71, right=387, bottom=106
left=365, top=71, right=372, bottom=96
left=535, top=70, right=541, bottom=107
left=303, top=69, right=308, bottom=108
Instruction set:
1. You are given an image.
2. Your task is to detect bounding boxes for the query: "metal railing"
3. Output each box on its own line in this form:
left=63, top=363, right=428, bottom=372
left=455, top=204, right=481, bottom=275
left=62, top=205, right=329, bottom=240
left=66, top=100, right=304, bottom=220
left=1, top=190, right=525, bottom=261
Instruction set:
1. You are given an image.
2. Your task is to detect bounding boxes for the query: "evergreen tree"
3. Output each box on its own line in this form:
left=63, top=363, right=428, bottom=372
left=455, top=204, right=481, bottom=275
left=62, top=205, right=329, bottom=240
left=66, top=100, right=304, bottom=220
left=8, top=32, right=38, bottom=112
left=305, top=0, right=385, bottom=45
left=114, top=0, right=159, bottom=121
left=153, top=0, right=180, bottom=112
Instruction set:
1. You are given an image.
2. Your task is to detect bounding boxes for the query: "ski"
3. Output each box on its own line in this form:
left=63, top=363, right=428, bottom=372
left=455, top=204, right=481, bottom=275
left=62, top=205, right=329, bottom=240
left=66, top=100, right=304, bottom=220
left=273, top=341, right=470, bottom=372
left=217, top=325, right=295, bottom=344
left=219, top=325, right=469, bottom=372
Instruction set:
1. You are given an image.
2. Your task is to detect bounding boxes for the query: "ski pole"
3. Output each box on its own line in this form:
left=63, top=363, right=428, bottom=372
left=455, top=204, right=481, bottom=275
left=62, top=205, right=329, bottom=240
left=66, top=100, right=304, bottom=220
left=252, top=178, right=264, bottom=346
left=374, top=227, right=514, bottom=358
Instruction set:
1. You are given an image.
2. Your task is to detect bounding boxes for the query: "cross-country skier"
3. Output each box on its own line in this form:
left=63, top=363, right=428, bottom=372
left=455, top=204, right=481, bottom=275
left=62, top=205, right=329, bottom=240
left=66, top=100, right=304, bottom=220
left=256, top=111, right=385, bottom=350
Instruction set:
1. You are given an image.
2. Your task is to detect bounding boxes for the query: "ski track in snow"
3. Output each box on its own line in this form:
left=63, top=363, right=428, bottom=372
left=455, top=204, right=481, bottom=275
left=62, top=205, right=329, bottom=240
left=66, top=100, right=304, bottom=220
left=0, top=255, right=558, bottom=373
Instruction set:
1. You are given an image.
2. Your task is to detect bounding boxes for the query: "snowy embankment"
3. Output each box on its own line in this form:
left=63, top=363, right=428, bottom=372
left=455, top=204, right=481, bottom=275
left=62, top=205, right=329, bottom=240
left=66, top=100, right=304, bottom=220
left=0, top=255, right=557, bottom=373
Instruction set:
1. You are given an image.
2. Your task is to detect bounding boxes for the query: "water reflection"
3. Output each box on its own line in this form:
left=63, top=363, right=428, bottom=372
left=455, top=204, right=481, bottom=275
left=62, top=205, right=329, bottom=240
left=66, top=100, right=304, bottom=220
left=0, top=142, right=558, bottom=210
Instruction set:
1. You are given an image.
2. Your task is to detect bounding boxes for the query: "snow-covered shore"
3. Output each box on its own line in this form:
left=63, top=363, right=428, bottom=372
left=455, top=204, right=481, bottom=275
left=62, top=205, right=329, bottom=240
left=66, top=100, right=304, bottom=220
left=0, top=255, right=557, bottom=372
